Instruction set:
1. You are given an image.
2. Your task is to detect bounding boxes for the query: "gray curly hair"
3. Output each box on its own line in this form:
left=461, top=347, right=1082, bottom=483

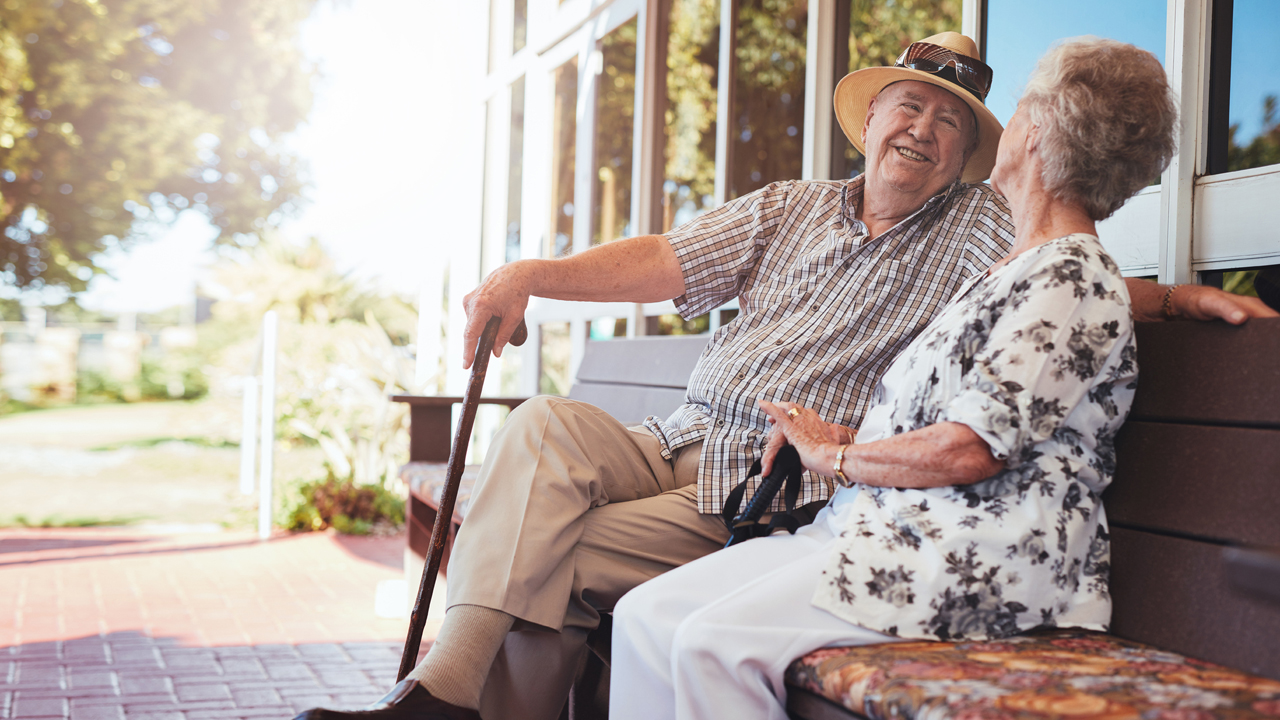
left=1021, top=37, right=1178, bottom=221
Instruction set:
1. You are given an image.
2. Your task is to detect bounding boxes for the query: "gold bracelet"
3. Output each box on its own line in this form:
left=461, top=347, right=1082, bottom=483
left=1162, top=284, right=1183, bottom=319
left=843, top=426, right=854, bottom=444
left=834, top=444, right=849, bottom=487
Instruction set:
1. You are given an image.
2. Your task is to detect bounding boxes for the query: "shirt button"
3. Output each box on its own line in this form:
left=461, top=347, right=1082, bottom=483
left=716, top=419, right=725, bottom=427
left=736, top=372, right=745, bottom=379
left=775, top=339, right=783, bottom=345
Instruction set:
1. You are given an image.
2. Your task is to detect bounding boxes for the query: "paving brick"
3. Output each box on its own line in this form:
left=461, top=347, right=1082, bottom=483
left=123, top=711, right=183, bottom=720
left=261, top=666, right=313, bottom=682
left=124, top=702, right=232, bottom=714
left=285, top=696, right=333, bottom=714
left=69, top=705, right=124, bottom=720
left=292, top=647, right=347, bottom=663
left=115, top=677, right=172, bottom=697
left=184, top=707, right=290, bottom=720
left=9, top=645, right=59, bottom=661
left=15, top=666, right=64, bottom=688
left=68, top=671, right=116, bottom=690
left=71, top=695, right=172, bottom=710
left=212, top=661, right=263, bottom=681
left=227, top=689, right=282, bottom=708
left=172, top=685, right=229, bottom=704
left=107, top=651, right=160, bottom=669
left=12, top=696, right=67, bottom=718
left=309, top=671, right=368, bottom=689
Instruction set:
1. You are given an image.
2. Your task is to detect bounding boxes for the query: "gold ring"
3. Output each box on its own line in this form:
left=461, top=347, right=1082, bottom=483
left=787, top=408, right=801, bottom=419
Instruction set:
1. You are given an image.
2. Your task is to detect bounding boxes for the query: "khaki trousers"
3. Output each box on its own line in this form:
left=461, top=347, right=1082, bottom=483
left=444, top=396, right=731, bottom=720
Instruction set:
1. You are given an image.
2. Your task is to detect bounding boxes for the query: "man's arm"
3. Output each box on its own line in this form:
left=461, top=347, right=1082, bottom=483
left=1125, top=277, right=1278, bottom=324
left=461, top=234, right=685, bottom=368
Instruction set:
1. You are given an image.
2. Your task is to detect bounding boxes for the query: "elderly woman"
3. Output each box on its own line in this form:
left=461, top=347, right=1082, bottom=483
left=609, top=37, right=1177, bottom=720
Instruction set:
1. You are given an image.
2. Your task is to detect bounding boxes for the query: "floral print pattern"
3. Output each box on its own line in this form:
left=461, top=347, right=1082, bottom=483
left=785, top=629, right=1280, bottom=720
left=812, top=235, right=1136, bottom=641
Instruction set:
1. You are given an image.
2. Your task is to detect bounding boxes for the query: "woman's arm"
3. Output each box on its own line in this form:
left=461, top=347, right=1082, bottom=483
left=759, top=400, right=1004, bottom=489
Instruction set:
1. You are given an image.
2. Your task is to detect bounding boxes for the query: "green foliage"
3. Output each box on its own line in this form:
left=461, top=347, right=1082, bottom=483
left=3, top=513, right=148, bottom=527
left=1228, top=95, right=1280, bottom=173
left=664, top=0, right=718, bottom=211
left=732, top=0, right=808, bottom=197
left=75, top=351, right=208, bottom=403
left=0, top=0, right=316, bottom=293
left=282, top=475, right=405, bottom=535
left=206, top=236, right=418, bottom=489
left=138, top=350, right=208, bottom=400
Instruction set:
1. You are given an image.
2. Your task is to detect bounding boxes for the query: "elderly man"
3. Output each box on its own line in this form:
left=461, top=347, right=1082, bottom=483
left=299, top=32, right=1273, bottom=720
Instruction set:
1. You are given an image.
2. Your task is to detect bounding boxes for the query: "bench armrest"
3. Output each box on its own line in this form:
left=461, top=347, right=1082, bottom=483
left=391, top=394, right=529, bottom=463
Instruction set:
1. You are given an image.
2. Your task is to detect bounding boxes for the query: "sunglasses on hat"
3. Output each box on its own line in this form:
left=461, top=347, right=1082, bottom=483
left=895, top=41, right=993, bottom=101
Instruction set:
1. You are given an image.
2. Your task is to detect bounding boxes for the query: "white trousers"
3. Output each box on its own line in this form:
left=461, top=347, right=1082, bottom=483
left=610, top=499, right=902, bottom=720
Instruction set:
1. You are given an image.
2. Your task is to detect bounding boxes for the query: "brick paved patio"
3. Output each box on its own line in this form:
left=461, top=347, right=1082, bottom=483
left=1, top=528, right=432, bottom=720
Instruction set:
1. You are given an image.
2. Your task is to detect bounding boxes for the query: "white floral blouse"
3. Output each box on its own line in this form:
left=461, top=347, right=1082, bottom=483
left=811, top=234, right=1137, bottom=641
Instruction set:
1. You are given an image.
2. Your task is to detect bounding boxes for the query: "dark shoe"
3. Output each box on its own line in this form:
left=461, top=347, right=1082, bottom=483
left=293, top=679, right=481, bottom=720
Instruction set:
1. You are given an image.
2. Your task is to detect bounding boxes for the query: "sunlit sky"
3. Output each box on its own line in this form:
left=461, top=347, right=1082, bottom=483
left=82, top=0, right=461, bottom=313
left=79, top=0, right=1279, bottom=314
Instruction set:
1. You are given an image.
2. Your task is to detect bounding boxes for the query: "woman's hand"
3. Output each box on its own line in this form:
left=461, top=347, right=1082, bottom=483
left=758, top=400, right=843, bottom=477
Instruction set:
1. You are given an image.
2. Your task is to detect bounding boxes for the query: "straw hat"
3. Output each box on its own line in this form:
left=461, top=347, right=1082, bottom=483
left=834, top=32, right=1003, bottom=183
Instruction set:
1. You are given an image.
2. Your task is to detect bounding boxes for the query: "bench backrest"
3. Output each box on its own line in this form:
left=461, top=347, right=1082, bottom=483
left=569, top=335, right=710, bottom=426
left=1104, top=317, right=1280, bottom=678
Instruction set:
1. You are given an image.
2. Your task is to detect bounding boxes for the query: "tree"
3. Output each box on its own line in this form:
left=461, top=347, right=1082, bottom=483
left=0, top=0, right=316, bottom=294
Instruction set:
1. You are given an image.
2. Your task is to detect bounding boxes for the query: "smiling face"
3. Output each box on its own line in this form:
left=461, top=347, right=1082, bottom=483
left=861, top=80, right=976, bottom=208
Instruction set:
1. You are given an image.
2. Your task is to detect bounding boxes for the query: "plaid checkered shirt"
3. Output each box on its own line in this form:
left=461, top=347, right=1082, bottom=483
left=643, top=177, right=1015, bottom=514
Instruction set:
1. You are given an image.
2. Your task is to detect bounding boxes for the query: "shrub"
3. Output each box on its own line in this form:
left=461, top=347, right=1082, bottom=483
left=283, top=475, right=405, bottom=535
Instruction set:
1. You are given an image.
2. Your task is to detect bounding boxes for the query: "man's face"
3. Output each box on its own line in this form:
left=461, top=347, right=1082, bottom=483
left=861, top=80, right=976, bottom=204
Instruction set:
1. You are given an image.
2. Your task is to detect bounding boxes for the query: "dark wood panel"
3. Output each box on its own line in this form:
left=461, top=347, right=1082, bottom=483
left=1129, top=318, right=1280, bottom=427
left=573, top=336, right=709, bottom=388
left=1109, top=526, right=1280, bottom=679
left=1107, top=421, right=1280, bottom=546
left=567, top=384, right=690, bottom=427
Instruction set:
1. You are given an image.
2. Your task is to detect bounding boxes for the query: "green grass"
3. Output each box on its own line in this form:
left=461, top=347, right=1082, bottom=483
left=89, top=436, right=240, bottom=452
left=1, top=513, right=152, bottom=528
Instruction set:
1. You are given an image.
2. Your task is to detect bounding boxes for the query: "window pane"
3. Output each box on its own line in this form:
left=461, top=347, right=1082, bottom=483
left=831, top=1, right=961, bottom=180
left=550, top=58, right=578, bottom=257
left=1226, top=0, right=1280, bottom=173
left=488, top=0, right=528, bottom=71
left=593, top=19, right=637, bottom=246
left=662, top=0, right=719, bottom=231
left=514, top=0, right=527, bottom=54
left=985, top=0, right=1165, bottom=127
left=506, top=77, right=525, bottom=264
left=729, top=0, right=807, bottom=200
left=539, top=322, right=571, bottom=395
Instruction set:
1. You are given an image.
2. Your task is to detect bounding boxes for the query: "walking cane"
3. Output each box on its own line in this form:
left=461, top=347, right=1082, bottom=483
left=397, top=315, right=528, bottom=682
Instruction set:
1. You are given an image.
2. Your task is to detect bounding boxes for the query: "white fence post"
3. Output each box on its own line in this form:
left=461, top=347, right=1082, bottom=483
left=257, top=311, right=279, bottom=541
left=239, top=376, right=259, bottom=495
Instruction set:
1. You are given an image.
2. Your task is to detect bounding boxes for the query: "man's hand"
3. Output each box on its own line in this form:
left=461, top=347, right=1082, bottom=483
left=458, top=234, right=686, bottom=369
left=1168, top=284, right=1277, bottom=324
left=462, top=262, right=533, bottom=369
left=1126, top=278, right=1278, bottom=324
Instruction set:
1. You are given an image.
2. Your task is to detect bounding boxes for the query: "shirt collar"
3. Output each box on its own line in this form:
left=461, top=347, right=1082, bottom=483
left=841, top=176, right=965, bottom=228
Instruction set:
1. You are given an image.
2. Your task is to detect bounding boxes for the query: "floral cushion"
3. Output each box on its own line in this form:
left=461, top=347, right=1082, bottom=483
left=785, top=629, right=1280, bottom=720
left=399, top=461, right=481, bottom=523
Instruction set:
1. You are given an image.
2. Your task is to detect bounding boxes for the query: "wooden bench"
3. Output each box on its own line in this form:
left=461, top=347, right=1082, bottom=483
left=785, top=317, right=1280, bottom=719
left=395, top=318, right=1280, bottom=719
